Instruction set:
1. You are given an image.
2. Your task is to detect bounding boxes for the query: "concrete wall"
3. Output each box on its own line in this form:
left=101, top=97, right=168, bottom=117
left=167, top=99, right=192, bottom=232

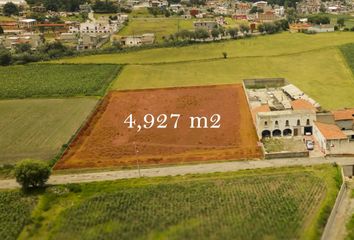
left=243, top=78, right=288, bottom=89
left=265, top=151, right=309, bottom=159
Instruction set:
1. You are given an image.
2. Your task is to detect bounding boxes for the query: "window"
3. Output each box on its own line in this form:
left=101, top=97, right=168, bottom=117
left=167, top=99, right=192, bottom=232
left=275, top=121, right=279, bottom=126
left=285, top=120, right=289, bottom=126
left=264, top=121, right=268, bottom=126
left=306, top=119, right=310, bottom=125
left=297, top=120, right=300, bottom=126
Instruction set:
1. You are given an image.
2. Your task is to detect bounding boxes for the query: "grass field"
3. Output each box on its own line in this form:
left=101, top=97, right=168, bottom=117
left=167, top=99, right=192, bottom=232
left=0, top=64, right=121, bottom=99
left=0, top=191, right=37, bottom=240
left=0, top=98, right=98, bottom=164
left=16, top=165, right=340, bottom=240
left=117, top=17, right=195, bottom=42
left=57, top=32, right=354, bottom=64
left=114, top=48, right=354, bottom=110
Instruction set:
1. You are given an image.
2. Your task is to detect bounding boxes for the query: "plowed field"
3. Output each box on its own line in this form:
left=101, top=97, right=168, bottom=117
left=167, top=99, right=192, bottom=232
left=55, top=84, right=262, bottom=169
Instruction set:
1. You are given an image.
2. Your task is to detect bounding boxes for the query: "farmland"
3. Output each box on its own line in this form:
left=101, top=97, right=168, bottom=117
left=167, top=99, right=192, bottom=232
left=0, top=191, right=37, bottom=240
left=17, top=165, right=340, bottom=240
left=55, top=85, right=262, bottom=169
left=114, top=48, right=354, bottom=110
left=0, top=64, right=121, bottom=99
left=340, top=43, right=354, bottom=74
left=117, top=18, right=195, bottom=42
left=0, top=98, right=98, bottom=164
left=56, top=32, right=354, bottom=64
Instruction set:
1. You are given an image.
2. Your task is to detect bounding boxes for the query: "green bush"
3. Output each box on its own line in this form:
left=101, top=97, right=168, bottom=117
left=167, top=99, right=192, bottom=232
left=14, top=160, right=51, bottom=189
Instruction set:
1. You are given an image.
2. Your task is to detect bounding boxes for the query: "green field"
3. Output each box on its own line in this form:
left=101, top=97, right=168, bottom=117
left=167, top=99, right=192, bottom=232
left=114, top=48, right=354, bottom=110
left=0, top=98, right=98, bottom=164
left=13, top=165, right=339, bottom=240
left=0, top=191, right=37, bottom=240
left=0, top=64, right=121, bottom=99
left=117, top=17, right=195, bottom=42
left=57, top=32, right=354, bottom=64
left=53, top=32, right=354, bottom=110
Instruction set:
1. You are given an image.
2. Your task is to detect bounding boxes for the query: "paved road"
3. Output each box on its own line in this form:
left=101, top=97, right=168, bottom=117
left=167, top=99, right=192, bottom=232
left=1, top=157, right=354, bottom=190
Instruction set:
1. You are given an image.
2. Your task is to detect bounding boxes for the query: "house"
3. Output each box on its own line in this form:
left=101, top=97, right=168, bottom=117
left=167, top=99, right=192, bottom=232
left=312, top=108, right=354, bottom=155
left=235, top=2, right=251, bottom=15
left=31, top=5, right=46, bottom=13
left=120, top=33, right=155, bottom=47
left=244, top=78, right=319, bottom=139
left=256, top=11, right=279, bottom=23
left=78, top=33, right=110, bottom=50
left=79, top=3, right=91, bottom=13
left=233, top=14, right=248, bottom=20
left=0, top=32, right=43, bottom=49
left=193, top=21, right=218, bottom=31
left=289, top=23, right=311, bottom=33
left=18, top=19, right=36, bottom=30
left=308, top=24, right=335, bottom=33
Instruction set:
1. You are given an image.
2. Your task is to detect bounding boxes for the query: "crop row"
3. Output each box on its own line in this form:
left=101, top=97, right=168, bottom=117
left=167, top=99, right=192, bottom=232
left=49, top=173, right=326, bottom=240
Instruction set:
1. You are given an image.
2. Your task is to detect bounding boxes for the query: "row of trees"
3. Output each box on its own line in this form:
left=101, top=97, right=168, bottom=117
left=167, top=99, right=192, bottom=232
left=0, top=42, right=74, bottom=65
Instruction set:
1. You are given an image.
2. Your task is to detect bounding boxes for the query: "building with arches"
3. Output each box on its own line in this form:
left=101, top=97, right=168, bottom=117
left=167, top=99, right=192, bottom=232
left=243, top=78, right=319, bottom=139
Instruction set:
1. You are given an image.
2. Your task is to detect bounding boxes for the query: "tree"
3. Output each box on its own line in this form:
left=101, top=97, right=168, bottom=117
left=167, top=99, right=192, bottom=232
left=337, top=18, right=345, bottom=28
left=227, top=27, right=238, bottom=38
left=0, top=48, right=12, bottom=66
left=240, top=24, right=250, bottom=34
left=211, top=28, right=219, bottom=40
left=14, top=160, right=51, bottom=189
left=194, top=28, right=209, bottom=41
left=0, top=26, right=3, bottom=35
left=15, top=43, right=32, bottom=54
left=3, top=2, right=19, bottom=16
left=222, top=52, right=227, bottom=59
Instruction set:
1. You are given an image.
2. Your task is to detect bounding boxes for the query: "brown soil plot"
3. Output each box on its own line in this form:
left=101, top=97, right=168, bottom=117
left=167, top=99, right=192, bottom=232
left=55, top=84, right=262, bottom=169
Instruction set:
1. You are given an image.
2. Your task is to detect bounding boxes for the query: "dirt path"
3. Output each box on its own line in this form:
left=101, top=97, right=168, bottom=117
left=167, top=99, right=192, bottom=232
left=328, top=181, right=354, bottom=240
left=1, top=157, right=354, bottom=190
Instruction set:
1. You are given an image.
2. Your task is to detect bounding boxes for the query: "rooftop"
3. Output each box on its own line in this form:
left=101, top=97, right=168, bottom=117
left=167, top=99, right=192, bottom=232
left=314, top=121, right=348, bottom=140
left=332, top=109, right=354, bottom=121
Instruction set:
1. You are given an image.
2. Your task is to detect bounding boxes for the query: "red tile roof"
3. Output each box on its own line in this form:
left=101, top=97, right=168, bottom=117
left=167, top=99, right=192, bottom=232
left=331, top=109, right=354, bottom=121
left=251, top=104, right=270, bottom=122
left=314, top=121, right=347, bottom=140
left=291, top=99, right=316, bottom=111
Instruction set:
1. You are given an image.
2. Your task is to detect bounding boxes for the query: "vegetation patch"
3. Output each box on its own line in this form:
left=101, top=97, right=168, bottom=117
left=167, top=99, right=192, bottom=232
left=0, top=64, right=121, bottom=99
left=0, top=98, right=98, bottom=165
left=340, top=43, right=354, bottom=76
left=0, top=191, right=37, bottom=240
left=17, top=165, right=340, bottom=240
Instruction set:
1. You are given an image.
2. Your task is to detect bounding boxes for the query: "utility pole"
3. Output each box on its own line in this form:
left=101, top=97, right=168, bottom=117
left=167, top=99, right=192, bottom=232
left=133, top=142, right=141, bottom=177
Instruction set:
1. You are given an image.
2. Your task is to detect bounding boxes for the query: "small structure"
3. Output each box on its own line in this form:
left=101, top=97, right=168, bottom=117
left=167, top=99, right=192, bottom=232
left=120, top=33, right=155, bottom=47
left=308, top=24, right=335, bottom=33
left=193, top=21, right=218, bottom=31
left=18, top=19, right=36, bottom=30
left=313, top=108, right=354, bottom=155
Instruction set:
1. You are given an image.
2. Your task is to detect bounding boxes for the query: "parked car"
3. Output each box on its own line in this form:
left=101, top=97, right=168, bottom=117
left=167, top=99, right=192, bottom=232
left=306, top=140, right=314, bottom=150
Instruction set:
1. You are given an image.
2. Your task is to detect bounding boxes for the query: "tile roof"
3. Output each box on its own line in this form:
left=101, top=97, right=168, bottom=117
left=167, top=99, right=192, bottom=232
left=251, top=104, right=270, bottom=122
left=314, top=121, right=347, bottom=140
left=331, top=109, right=354, bottom=121
left=291, top=99, right=316, bottom=111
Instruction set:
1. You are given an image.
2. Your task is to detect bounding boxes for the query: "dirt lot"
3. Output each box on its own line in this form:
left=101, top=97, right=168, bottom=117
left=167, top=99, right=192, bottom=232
left=55, top=85, right=262, bottom=169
